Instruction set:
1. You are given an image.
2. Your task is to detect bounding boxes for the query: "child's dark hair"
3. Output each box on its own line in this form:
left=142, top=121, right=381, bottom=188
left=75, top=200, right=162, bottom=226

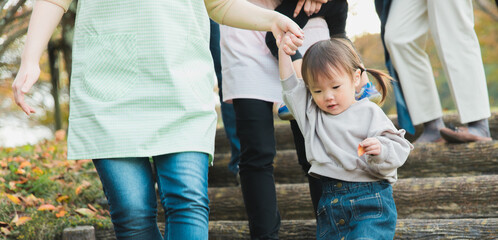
left=301, top=38, right=392, bottom=104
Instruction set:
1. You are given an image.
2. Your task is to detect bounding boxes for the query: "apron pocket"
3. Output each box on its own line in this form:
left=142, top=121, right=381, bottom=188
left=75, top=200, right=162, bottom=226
left=82, top=34, right=137, bottom=102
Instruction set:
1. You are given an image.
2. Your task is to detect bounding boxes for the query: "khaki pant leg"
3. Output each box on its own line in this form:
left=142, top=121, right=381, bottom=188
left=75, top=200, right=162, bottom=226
left=427, top=0, right=490, bottom=123
left=385, top=0, right=443, bottom=125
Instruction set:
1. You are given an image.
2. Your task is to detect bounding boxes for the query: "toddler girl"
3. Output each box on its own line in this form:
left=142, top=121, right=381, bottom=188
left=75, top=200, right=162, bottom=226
left=278, top=35, right=413, bottom=239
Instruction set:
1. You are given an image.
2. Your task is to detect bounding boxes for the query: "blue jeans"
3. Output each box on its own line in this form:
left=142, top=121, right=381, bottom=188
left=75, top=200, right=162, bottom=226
left=210, top=19, right=241, bottom=176
left=93, top=152, right=209, bottom=240
left=316, top=178, right=397, bottom=240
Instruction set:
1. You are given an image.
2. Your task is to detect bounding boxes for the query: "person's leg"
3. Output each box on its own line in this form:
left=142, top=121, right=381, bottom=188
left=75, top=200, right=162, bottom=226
left=210, top=19, right=241, bottom=176
left=385, top=1, right=446, bottom=141
left=153, top=152, right=209, bottom=240
left=427, top=0, right=491, bottom=141
left=233, top=99, right=280, bottom=240
left=319, top=0, right=348, bottom=38
left=93, top=158, right=163, bottom=240
left=290, top=120, right=321, bottom=214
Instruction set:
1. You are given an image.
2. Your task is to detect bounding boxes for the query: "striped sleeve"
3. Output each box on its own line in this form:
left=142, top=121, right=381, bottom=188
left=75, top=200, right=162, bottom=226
left=39, top=0, right=72, bottom=12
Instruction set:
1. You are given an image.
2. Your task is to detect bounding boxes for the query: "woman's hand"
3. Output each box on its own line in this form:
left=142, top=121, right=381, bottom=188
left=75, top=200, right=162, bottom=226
left=11, top=0, right=64, bottom=115
left=294, top=0, right=327, bottom=18
left=271, top=15, right=304, bottom=55
left=12, top=62, right=40, bottom=115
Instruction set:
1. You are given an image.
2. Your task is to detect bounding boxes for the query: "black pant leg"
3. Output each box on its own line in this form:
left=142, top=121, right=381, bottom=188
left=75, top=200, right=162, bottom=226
left=289, top=120, right=322, bottom=216
left=233, top=99, right=280, bottom=240
left=316, top=0, right=348, bottom=37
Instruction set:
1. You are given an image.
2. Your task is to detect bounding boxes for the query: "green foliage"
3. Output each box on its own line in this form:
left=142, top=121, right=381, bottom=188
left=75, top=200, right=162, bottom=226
left=0, top=137, right=111, bottom=239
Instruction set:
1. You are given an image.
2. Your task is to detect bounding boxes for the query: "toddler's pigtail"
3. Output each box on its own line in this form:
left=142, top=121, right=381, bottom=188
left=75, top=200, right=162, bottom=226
left=363, top=68, right=392, bottom=105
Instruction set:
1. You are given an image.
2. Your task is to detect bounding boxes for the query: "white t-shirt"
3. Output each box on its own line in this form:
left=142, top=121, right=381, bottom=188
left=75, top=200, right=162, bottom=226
left=220, top=17, right=330, bottom=103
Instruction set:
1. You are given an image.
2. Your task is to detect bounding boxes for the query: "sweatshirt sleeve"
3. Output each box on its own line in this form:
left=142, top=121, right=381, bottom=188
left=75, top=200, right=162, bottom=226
left=39, top=0, right=72, bottom=12
left=281, top=73, right=311, bottom=133
left=365, top=106, right=414, bottom=178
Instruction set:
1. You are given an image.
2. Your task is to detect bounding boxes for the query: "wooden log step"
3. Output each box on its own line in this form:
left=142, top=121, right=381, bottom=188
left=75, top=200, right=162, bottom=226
left=94, top=218, right=498, bottom=240
left=214, top=112, right=498, bottom=152
left=209, top=141, right=498, bottom=187
left=207, top=218, right=498, bottom=240
left=205, top=175, right=498, bottom=221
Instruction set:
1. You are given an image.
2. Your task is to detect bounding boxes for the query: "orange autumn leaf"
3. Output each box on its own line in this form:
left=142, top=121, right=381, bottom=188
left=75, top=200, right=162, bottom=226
left=56, top=195, right=69, bottom=203
left=38, top=204, right=56, bottom=211
left=357, top=144, right=365, bottom=156
left=6, top=194, right=21, bottom=205
left=75, top=181, right=91, bottom=195
left=32, top=167, right=44, bottom=175
left=15, top=169, right=26, bottom=175
left=19, top=161, right=31, bottom=169
left=12, top=216, right=31, bottom=226
left=56, top=210, right=67, bottom=218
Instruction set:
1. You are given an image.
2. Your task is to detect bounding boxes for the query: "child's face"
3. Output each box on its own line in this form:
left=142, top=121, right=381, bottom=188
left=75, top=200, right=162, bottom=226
left=309, top=68, right=360, bottom=115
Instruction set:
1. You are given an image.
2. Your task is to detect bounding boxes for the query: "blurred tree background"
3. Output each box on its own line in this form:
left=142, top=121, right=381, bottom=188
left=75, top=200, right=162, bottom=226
left=0, top=0, right=496, bottom=137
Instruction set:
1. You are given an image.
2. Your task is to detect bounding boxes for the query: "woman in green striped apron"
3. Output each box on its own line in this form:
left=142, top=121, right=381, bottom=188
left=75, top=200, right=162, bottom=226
left=12, top=0, right=303, bottom=239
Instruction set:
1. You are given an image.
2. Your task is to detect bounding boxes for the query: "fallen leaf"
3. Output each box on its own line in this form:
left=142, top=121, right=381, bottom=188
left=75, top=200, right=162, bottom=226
left=6, top=194, right=21, bottom=205
left=38, top=204, right=56, bottom=211
left=56, top=195, right=69, bottom=203
left=75, top=181, right=91, bottom=195
left=87, top=204, right=98, bottom=212
left=75, top=208, right=95, bottom=217
left=21, top=195, right=40, bottom=206
left=15, top=169, right=26, bottom=175
left=12, top=216, right=31, bottom=226
left=32, top=167, right=44, bottom=175
left=56, top=210, right=67, bottom=218
left=357, top=144, right=365, bottom=156
left=1, top=227, right=10, bottom=235
left=19, top=161, right=31, bottom=169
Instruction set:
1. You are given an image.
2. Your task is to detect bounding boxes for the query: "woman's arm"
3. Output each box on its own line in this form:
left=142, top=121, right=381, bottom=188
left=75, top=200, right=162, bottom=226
left=205, top=0, right=304, bottom=55
left=12, top=0, right=65, bottom=115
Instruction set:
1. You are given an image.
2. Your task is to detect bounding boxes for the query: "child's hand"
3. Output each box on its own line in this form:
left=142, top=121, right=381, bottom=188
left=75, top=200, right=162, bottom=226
left=359, top=138, right=381, bottom=156
left=278, top=31, right=303, bottom=56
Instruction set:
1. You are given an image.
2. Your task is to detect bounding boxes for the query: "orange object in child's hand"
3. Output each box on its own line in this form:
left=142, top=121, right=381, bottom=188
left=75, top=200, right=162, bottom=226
left=357, top=144, right=365, bottom=156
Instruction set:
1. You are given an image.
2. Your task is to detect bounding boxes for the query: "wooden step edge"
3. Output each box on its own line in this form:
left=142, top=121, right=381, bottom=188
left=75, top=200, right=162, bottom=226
left=209, top=141, right=498, bottom=187
left=206, top=175, right=498, bottom=221
left=94, top=218, right=498, bottom=240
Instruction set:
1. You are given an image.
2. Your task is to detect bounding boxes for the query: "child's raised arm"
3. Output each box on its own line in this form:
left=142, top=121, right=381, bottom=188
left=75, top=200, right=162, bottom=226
left=278, top=32, right=302, bottom=80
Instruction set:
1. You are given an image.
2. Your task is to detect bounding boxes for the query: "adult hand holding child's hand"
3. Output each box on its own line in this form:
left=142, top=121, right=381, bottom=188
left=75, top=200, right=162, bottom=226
left=277, top=31, right=304, bottom=56
left=271, top=17, right=304, bottom=56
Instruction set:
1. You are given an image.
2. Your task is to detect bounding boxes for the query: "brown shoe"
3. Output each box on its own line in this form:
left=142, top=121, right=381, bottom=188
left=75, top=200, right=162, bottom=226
left=440, top=127, right=492, bottom=143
